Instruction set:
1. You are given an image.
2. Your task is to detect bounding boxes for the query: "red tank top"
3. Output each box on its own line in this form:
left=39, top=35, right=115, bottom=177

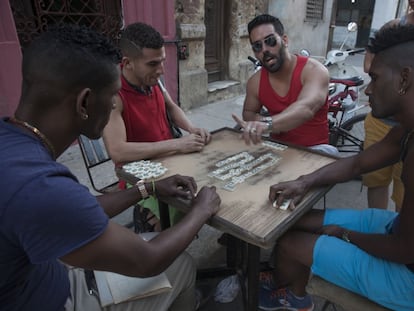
left=117, top=75, right=173, bottom=188
left=258, top=55, right=329, bottom=146
left=119, top=74, right=173, bottom=144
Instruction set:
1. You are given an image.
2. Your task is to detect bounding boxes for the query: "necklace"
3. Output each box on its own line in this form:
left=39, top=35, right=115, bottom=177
left=8, top=117, right=57, bottom=159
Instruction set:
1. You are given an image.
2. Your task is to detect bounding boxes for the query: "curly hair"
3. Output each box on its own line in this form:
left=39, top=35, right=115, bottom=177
left=247, top=14, right=284, bottom=36
left=22, top=23, right=121, bottom=96
left=367, top=24, right=414, bottom=54
left=119, top=22, right=164, bottom=57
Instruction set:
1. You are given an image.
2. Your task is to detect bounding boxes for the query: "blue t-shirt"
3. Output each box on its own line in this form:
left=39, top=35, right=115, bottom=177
left=0, top=118, right=109, bottom=311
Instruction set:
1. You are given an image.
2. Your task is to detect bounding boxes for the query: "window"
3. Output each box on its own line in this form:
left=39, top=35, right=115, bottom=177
left=10, top=0, right=122, bottom=49
left=305, top=0, right=325, bottom=22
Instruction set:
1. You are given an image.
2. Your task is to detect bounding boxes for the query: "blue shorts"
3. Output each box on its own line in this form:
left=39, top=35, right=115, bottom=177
left=311, top=208, right=414, bottom=311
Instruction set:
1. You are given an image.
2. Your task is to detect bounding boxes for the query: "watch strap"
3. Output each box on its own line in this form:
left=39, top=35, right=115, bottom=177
left=136, top=180, right=149, bottom=199
left=342, top=230, right=351, bottom=243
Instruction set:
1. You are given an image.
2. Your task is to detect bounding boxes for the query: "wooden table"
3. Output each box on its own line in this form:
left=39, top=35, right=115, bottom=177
left=117, top=128, right=336, bottom=310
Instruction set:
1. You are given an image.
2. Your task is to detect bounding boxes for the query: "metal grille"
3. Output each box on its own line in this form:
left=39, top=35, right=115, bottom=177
left=306, top=0, right=325, bottom=22
left=10, top=0, right=123, bottom=49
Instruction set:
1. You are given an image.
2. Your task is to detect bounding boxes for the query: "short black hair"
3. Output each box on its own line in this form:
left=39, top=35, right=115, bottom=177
left=247, top=14, right=284, bottom=36
left=367, top=24, right=414, bottom=54
left=119, top=22, right=164, bottom=57
left=22, top=23, right=121, bottom=97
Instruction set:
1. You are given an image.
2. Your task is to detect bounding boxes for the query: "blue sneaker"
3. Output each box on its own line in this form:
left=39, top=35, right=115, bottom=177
left=259, top=287, right=314, bottom=311
left=259, top=271, right=277, bottom=291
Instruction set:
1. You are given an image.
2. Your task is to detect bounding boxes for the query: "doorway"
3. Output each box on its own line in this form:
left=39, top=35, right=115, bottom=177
left=204, top=0, right=230, bottom=83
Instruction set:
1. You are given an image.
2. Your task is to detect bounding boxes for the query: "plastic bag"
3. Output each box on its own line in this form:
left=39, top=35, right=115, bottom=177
left=213, top=275, right=240, bottom=303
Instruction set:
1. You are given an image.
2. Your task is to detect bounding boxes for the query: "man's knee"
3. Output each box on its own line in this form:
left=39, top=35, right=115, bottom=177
left=166, top=251, right=196, bottom=287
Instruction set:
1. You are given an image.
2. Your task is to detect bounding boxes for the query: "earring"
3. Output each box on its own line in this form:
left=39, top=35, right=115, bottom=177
left=398, top=88, right=406, bottom=95
left=82, top=114, right=89, bottom=120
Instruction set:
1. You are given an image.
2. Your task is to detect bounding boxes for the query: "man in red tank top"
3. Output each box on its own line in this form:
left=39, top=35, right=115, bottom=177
left=103, top=23, right=211, bottom=227
left=233, top=14, right=336, bottom=156
left=103, top=22, right=210, bottom=167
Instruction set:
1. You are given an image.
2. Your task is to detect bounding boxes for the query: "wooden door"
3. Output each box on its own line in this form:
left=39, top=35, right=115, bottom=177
left=205, top=0, right=225, bottom=83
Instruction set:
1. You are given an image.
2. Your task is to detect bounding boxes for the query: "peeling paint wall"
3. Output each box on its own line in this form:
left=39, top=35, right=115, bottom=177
left=268, top=0, right=334, bottom=59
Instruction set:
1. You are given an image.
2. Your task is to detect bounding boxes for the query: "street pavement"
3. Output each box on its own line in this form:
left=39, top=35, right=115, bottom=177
left=56, top=54, right=392, bottom=310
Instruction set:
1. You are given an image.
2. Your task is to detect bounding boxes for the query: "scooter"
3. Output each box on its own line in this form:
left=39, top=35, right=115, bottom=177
left=300, top=22, right=366, bottom=120
left=324, top=22, right=366, bottom=79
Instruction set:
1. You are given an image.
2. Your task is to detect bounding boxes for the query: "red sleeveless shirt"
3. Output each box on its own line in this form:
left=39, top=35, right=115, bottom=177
left=119, top=75, right=173, bottom=144
left=258, top=55, right=329, bottom=146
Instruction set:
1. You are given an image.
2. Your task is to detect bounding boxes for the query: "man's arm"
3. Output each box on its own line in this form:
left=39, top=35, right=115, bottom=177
left=60, top=185, right=220, bottom=277
left=270, top=126, right=405, bottom=206
left=243, top=71, right=263, bottom=121
left=102, top=94, right=186, bottom=163
left=270, top=58, right=329, bottom=133
left=162, top=86, right=211, bottom=145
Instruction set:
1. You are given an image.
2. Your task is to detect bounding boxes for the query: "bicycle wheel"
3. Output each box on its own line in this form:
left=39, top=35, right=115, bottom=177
left=330, top=113, right=367, bottom=156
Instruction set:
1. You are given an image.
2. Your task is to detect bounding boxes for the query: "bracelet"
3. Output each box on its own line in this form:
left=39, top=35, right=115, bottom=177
left=136, top=180, right=149, bottom=199
left=151, top=180, right=156, bottom=197
left=342, top=230, right=351, bottom=243
left=261, top=116, right=273, bottom=132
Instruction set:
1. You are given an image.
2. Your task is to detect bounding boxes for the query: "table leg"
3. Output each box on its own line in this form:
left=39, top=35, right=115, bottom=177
left=246, top=243, right=260, bottom=311
left=158, top=200, right=171, bottom=229
left=226, top=235, right=244, bottom=268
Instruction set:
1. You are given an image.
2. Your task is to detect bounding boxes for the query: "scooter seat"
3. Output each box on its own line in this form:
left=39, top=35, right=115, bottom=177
left=330, top=76, right=364, bottom=87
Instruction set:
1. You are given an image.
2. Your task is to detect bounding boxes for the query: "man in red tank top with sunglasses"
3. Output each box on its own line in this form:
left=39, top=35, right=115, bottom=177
left=233, top=14, right=336, bottom=156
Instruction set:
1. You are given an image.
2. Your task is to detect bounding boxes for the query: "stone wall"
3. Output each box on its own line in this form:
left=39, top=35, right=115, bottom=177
left=175, top=0, right=268, bottom=110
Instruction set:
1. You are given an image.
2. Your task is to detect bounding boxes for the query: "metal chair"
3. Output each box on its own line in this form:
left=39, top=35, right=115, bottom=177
left=77, top=135, right=155, bottom=233
left=77, top=135, right=119, bottom=194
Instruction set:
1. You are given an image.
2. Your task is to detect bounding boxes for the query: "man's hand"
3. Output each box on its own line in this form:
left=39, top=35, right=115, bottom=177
left=191, top=186, right=221, bottom=218
left=177, top=134, right=206, bottom=153
left=155, top=174, right=197, bottom=200
left=317, top=225, right=346, bottom=240
left=188, top=127, right=212, bottom=145
left=269, top=178, right=309, bottom=210
left=232, top=114, right=269, bottom=145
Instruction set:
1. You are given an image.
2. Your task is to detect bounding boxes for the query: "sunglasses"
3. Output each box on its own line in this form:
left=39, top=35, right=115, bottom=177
left=251, top=35, right=278, bottom=53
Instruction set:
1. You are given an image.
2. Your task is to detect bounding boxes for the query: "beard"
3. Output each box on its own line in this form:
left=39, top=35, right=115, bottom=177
left=261, top=44, right=286, bottom=73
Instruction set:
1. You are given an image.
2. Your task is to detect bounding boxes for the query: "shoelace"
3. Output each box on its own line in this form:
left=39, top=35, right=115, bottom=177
left=259, top=271, right=275, bottom=288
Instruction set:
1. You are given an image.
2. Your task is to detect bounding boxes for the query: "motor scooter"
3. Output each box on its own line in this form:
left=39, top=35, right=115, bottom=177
left=324, top=22, right=366, bottom=79
left=300, top=22, right=366, bottom=120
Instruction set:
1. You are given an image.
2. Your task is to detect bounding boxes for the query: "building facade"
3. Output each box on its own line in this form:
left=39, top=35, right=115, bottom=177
left=0, top=0, right=409, bottom=117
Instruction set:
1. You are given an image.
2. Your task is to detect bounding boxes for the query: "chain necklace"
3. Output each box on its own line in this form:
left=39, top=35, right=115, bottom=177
left=8, top=117, right=57, bottom=159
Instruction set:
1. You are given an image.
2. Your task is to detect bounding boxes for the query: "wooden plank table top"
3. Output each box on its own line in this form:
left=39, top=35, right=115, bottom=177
left=117, top=128, right=336, bottom=248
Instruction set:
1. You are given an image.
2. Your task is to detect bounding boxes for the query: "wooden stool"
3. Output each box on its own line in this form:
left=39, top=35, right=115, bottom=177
left=306, top=276, right=392, bottom=311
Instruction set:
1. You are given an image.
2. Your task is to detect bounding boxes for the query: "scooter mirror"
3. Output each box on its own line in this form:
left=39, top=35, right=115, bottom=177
left=347, top=22, right=358, bottom=32
left=300, top=49, right=310, bottom=57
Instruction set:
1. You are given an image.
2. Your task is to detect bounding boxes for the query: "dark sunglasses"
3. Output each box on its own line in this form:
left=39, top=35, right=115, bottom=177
left=251, top=35, right=278, bottom=53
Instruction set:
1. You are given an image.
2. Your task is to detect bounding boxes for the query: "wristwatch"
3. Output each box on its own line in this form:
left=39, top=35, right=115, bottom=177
left=136, top=180, right=149, bottom=199
left=261, top=116, right=273, bottom=132
left=342, top=230, right=351, bottom=243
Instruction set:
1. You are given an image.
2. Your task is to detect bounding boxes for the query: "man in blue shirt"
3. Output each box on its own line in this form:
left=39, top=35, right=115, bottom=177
left=0, top=24, right=221, bottom=311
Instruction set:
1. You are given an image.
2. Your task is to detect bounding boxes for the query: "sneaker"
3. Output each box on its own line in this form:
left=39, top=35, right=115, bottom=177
left=259, top=271, right=277, bottom=291
left=259, top=287, right=314, bottom=311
